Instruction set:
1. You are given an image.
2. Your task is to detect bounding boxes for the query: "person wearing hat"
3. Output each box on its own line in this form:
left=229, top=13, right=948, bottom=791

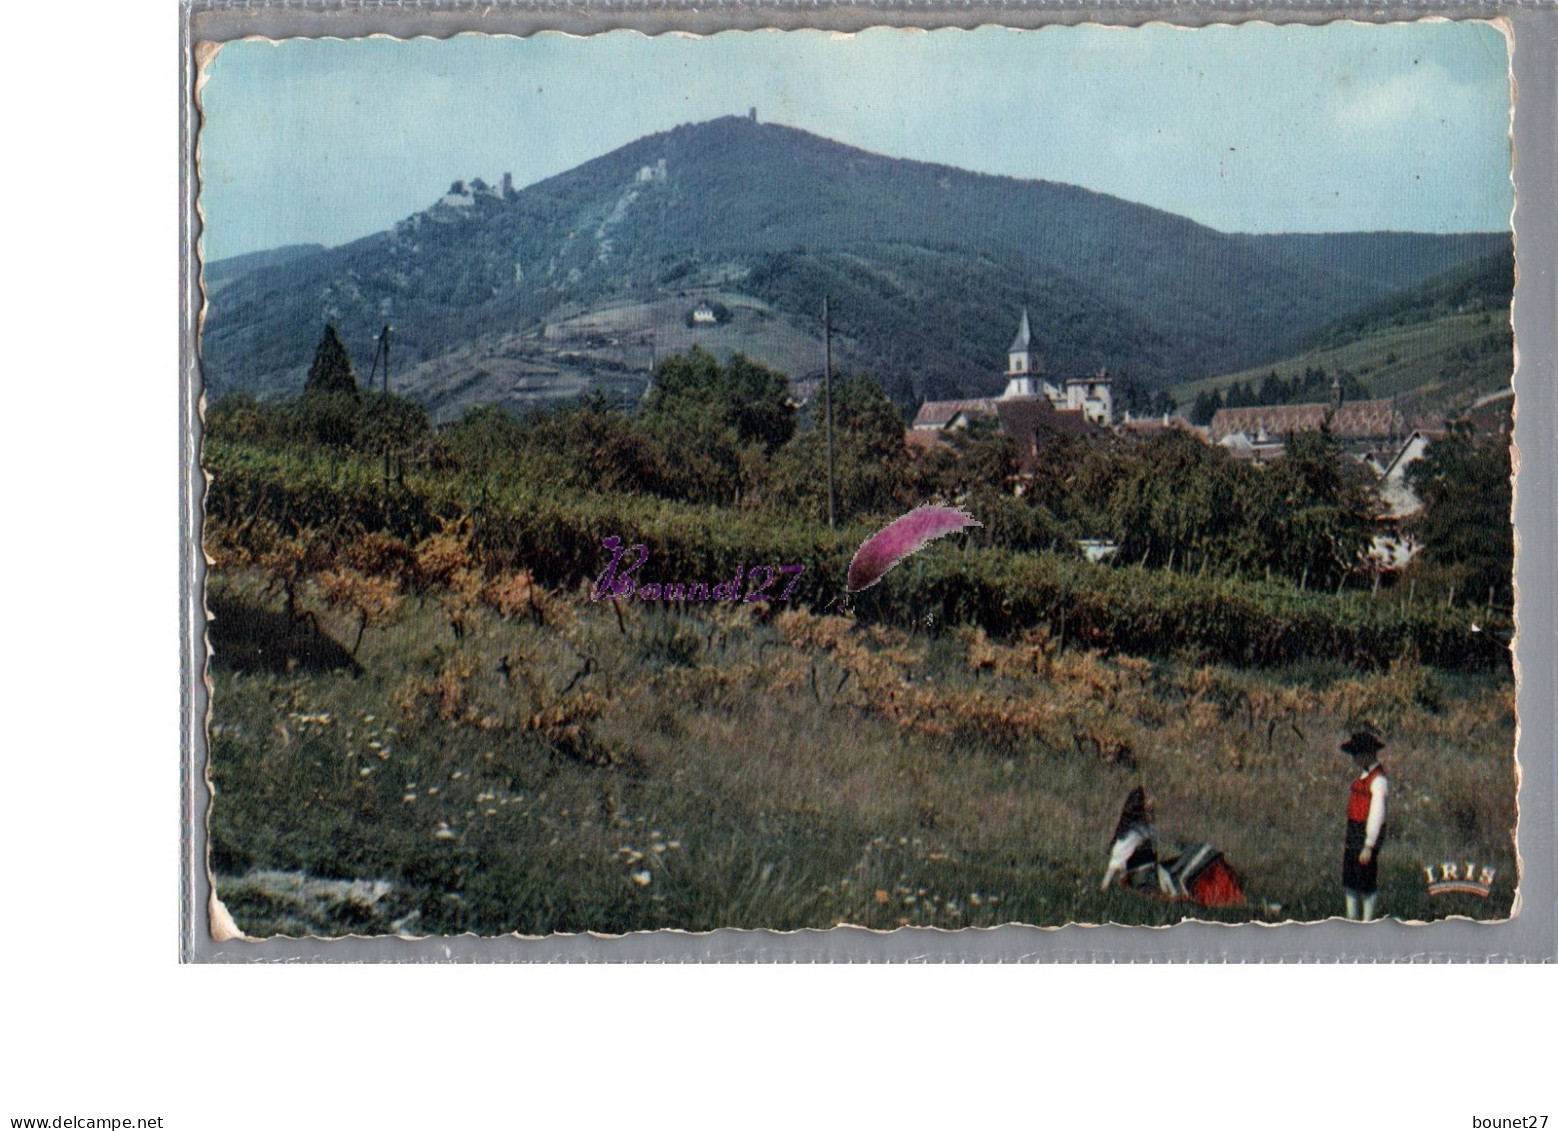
left=1341, top=729, right=1389, bottom=921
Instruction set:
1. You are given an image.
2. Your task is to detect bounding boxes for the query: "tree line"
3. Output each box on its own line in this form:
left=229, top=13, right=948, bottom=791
left=211, top=324, right=433, bottom=468
left=1188, top=365, right=1374, bottom=426
left=208, top=326, right=1513, bottom=611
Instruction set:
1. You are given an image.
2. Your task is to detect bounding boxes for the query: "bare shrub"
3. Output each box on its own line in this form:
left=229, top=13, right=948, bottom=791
left=316, top=567, right=404, bottom=655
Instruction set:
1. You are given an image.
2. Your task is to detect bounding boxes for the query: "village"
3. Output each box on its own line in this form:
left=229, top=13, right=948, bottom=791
left=895, top=309, right=1513, bottom=578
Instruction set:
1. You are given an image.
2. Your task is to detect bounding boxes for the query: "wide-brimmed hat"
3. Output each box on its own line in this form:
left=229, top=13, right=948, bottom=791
left=1341, top=730, right=1385, bottom=757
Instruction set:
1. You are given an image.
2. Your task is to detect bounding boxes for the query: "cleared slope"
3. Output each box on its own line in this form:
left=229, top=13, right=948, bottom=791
left=1179, top=251, right=1513, bottom=422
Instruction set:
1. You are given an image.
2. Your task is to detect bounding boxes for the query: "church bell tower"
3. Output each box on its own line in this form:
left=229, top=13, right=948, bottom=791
left=1004, top=308, right=1039, bottom=398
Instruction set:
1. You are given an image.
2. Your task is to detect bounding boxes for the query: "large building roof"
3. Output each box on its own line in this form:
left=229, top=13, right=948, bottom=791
left=912, top=397, right=998, bottom=429
left=1209, top=399, right=1404, bottom=443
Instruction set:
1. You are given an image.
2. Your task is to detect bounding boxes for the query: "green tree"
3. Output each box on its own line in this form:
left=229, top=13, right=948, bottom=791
left=546, top=395, right=668, bottom=496
left=1189, top=390, right=1222, bottom=427
left=639, top=345, right=724, bottom=425
left=443, top=405, right=526, bottom=477
left=937, top=417, right=1018, bottom=497
left=640, top=346, right=795, bottom=453
left=1114, top=373, right=1178, bottom=420
left=442, top=399, right=667, bottom=496
left=292, top=325, right=364, bottom=448
left=766, top=372, right=907, bottom=522
left=651, top=415, right=745, bottom=505
left=1257, top=370, right=1289, bottom=405
left=636, top=348, right=795, bottom=506
left=290, top=391, right=362, bottom=448
left=1098, top=432, right=1251, bottom=573
left=724, top=354, right=797, bottom=453
left=1257, top=427, right=1379, bottom=590
left=360, top=392, right=432, bottom=471
left=833, top=373, right=905, bottom=457
left=304, top=324, right=360, bottom=400
left=1407, top=424, right=1513, bottom=608
left=207, top=392, right=284, bottom=444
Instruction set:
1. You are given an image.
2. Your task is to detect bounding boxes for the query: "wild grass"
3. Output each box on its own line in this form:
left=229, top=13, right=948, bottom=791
left=206, top=570, right=1517, bottom=936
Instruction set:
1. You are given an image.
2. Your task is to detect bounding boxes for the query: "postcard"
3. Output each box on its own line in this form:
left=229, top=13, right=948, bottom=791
left=191, top=20, right=1520, bottom=942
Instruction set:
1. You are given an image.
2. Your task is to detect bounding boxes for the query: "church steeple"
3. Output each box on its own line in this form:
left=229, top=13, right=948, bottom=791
left=1004, top=308, right=1039, bottom=397
left=1009, top=308, right=1032, bottom=354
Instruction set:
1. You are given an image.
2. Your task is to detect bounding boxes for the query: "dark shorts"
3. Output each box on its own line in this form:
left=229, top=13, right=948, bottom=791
left=1342, top=820, right=1384, bottom=894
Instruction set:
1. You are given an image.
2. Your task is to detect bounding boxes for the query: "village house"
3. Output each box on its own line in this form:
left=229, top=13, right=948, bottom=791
left=1363, top=392, right=1510, bottom=584
left=911, top=310, right=1109, bottom=471
left=1375, top=428, right=1446, bottom=519
left=1369, top=391, right=1509, bottom=521
left=1206, top=382, right=1517, bottom=587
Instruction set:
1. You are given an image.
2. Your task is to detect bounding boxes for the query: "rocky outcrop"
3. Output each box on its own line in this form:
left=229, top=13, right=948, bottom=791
left=214, top=870, right=422, bottom=938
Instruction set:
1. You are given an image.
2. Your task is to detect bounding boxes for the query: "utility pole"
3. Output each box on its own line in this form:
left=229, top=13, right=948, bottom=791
left=823, top=296, right=836, bottom=530
left=379, top=324, right=392, bottom=496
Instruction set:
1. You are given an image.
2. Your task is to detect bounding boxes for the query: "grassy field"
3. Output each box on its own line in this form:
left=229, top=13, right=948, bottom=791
left=1178, top=312, right=1513, bottom=421
left=207, top=569, right=1517, bottom=937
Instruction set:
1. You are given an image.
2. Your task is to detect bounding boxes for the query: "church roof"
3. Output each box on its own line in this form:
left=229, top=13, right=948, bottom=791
left=1009, top=308, right=1033, bottom=354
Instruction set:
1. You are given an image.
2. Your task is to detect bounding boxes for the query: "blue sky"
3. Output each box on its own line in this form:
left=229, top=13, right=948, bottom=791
left=199, top=21, right=1513, bottom=261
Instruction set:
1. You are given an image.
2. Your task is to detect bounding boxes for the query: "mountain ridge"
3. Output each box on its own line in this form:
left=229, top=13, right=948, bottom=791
left=201, top=115, right=1511, bottom=414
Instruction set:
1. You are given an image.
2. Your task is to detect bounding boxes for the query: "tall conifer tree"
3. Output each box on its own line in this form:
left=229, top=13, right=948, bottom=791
left=305, top=324, right=359, bottom=400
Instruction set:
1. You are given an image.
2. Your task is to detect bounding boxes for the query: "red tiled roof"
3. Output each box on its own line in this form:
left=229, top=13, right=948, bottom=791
left=913, top=394, right=1106, bottom=472
left=1209, top=399, right=1404, bottom=442
left=992, top=397, right=1051, bottom=472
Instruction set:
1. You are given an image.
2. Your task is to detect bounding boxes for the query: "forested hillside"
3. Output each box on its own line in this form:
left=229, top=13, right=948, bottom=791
left=1183, top=250, right=1514, bottom=422
left=201, top=116, right=1508, bottom=412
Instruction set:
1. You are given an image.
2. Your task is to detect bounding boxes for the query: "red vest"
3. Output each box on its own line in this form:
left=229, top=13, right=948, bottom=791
left=1348, top=765, right=1384, bottom=823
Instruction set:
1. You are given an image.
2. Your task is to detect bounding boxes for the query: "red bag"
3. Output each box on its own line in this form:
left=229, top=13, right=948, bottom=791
left=1187, top=857, right=1246, bottom=908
